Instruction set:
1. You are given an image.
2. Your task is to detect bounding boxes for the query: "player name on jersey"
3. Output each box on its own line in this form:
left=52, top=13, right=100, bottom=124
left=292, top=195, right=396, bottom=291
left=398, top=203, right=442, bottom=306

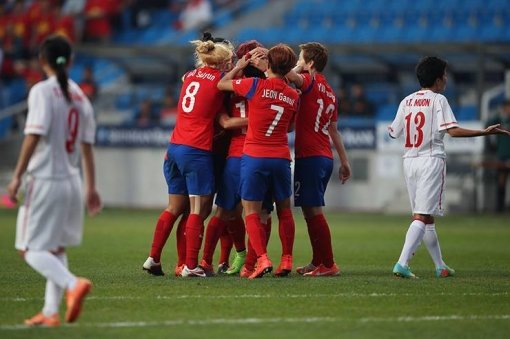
left=261, top=89, right=296, bottom=105
left=405, top=98, right=431, bottom=107
left=185, top=69, right=217, bottom=81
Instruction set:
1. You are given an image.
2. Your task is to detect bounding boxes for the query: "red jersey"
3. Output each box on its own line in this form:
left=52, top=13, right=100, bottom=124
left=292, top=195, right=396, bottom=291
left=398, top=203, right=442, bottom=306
left=171, top=66, right=225, bottom=151
left=227, top=94, right=248, bottom=158
left=233, top=77, right=299, bottom=160
left=295, top=73, right=337, bottom=159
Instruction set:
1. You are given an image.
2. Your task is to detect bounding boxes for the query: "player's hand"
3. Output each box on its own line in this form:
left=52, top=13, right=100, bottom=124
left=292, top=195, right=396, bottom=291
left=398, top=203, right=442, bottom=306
left=495, top=127, right=510, bottom=136
left=250, top=50, right=268, bottom=72
left=235, top=54, right=250, bottom=70
left=339, top=162, right=351, bottom=184
left=86, top=189, right=102, bottom=217
left=483, top=124, right=503, bottom=135
left=7, top=176, right=21, bottom=203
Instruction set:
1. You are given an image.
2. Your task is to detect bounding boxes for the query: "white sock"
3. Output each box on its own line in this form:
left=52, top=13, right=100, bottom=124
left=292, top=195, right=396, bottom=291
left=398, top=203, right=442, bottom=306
left=423, top=224, right=446, bottom=269
left=25, top=251, right=77, bottom=291
left=397, top=220, right=426, bottom=266
left=42, top=253, right=68, bottom=317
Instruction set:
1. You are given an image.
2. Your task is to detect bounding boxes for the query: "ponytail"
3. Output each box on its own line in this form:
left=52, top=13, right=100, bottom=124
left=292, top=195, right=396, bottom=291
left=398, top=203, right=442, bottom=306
left=55, top=56, right=71, bottom=103
left=39, top=35, right=73, bottom=103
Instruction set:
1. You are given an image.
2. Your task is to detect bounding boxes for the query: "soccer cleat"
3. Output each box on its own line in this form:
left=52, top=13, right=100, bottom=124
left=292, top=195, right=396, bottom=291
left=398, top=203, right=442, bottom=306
left=226, top=250, right=246, bottom=275
left=142, top=257, right=164, bottom=276
left=199, top=260, right=215, bottom=277
left=436, top=265, right=455, bottom=278
left=174, top=264, right=184, bottom=277
left=248, top=255, right=273, bottom=279
left=65, top=278, right=92, bottom=323
left=303, top=263, right=340, bottom=277
left=273, top=254, right=293, bottom=277
left=296, top=263, right=316, bottom=275
left=217, top=262, right=229, bottom=275
left=239, top=265, right=254, bottom=278
left=181, top=265, right=207, bottom=278
left=24, top=312, right=60, bottom=327
left=392, top=263, right=417, bottom=279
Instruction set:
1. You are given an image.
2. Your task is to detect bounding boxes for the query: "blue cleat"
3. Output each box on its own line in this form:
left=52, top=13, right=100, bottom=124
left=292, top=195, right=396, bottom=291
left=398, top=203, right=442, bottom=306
left=393, top=262, right=417, bottom=279
left=435, top=265, right=455, bottom=278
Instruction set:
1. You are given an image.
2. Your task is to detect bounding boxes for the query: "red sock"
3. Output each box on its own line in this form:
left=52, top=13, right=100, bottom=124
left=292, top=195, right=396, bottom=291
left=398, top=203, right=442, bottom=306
left=305, top=215, right=322, bottom=266
left=277, top=208, right=295, bottom=256
left=150, top=211, right=178, bottom=262
left=313, top=214, right=334, bottom=267
left=245, top=213, right=267, bottom=257
left=228, top=217, right=246, bottom=252
left=244, top=239, right=257, bottom=270
left=219, top=228, right=233, bottom=264
left=185, top=214, right=204, bottom=269
left=201, top=216, right=226, bottom=265
left=263, top=216, right=272, bottom=246
left=176, top=214, right=188, bottom=266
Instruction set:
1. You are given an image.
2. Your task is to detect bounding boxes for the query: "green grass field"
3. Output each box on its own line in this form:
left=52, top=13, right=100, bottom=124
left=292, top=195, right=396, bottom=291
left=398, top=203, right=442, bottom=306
left=0, top=208, right=509, bottom=338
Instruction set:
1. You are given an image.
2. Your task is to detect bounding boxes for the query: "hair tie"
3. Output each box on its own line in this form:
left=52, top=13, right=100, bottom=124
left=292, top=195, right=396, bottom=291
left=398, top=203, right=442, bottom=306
left=56, top=56, right=67, bottom=65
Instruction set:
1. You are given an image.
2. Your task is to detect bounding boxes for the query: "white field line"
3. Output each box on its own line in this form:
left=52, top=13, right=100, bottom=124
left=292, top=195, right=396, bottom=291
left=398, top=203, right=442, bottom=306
left=1, top=291, right=509, bottom=302
left=1, top=315, right=510, bottom=330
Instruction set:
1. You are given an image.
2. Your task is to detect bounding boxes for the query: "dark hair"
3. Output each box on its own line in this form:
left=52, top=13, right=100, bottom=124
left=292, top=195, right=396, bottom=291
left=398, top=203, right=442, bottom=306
left=415, top=56, right=447, bottom=88
left=40, top=35, right=72, bottom=103
left=299, top=42, right=328, bottom=72
left=267, top=43, right=297, bottom=77
left=236, top=40, right=266, bottom=78
left=202, top=31, right=231, bottom=46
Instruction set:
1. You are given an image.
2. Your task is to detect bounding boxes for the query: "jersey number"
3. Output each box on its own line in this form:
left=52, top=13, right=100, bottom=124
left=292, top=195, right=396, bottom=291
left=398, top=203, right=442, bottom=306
left=404, top=111, right=425, bottom=148
left=235, top=101, right=247, bottom=134
left=315, top=98, right=334, bottom=134
left=265, top=105, right=284, bottom=136
left=66, top=107, right=79, bottom=153
left=181, top=81, right=200, bottom=113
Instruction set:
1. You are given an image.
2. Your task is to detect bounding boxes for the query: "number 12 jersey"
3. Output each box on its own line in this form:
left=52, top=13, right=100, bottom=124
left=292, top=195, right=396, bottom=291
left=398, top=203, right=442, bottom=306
left=388, top=89, right=458, bottom=158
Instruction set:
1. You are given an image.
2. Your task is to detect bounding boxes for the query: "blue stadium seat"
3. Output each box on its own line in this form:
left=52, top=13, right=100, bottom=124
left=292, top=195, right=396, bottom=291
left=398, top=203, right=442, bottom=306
left=456, top=105, right=477, bottom=121
left=376, top=104, right=398, bottom=121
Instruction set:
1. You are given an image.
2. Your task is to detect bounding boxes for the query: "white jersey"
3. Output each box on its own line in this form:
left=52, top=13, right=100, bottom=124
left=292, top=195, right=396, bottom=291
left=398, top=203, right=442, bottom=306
left=388, top=90, right=458, bottom=159
left=25, top=76, right=96, bottom=179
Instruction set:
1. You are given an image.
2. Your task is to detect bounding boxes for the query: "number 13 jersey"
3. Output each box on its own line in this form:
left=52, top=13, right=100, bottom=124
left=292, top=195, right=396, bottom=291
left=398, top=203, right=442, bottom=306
left=388, top=89, right=458, bottom=158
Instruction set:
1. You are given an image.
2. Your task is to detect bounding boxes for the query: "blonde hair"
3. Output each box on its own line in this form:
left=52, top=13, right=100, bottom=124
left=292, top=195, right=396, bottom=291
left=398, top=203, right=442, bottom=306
left=191, top=39, right=233, bottom=68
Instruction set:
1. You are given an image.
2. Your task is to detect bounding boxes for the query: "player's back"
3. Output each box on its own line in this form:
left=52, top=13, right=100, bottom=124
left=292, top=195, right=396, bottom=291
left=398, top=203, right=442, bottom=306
left=26, top=77, right=95, bottom=179
left=244, top=77, right=299, bottom=160
left=388, top=89, right=458, bottom=158
left=228, top=94, right=248, bottom=158
left=295, top=73, right=336, bottom=159
left=172, top=66, right=225, bottom=151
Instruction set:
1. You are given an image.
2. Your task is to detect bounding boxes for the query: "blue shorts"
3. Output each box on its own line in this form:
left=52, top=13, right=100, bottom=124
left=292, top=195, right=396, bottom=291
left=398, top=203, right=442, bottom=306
left=164, top=143, right=215, bottom=196
left=294, top=156, right=333, bottom=207
left=240, top=155, right=292, bottom=203
left=215, top=157, right=241, bottom=210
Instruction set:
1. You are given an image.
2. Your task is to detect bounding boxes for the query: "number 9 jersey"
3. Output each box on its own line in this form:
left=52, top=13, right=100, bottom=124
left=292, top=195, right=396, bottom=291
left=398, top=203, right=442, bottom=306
left=24, top=76, right=96, bottom=179
left=388, top=90, right=458, bottom=158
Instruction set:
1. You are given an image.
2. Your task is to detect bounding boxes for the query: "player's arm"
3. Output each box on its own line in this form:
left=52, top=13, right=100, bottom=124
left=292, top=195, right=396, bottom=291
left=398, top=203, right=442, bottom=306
left=7, top=134, right=40, bottom=202
left=81, top=142, right=102, bottom=216
left=217, top=55, right=250, bottom=92
left=218, top=112, right=248, bottom=129
left=285, top=69, right=304, bottom=88
left=447, top=124, right=510, bottom=137
left=328, top=124, right=351, bottom=184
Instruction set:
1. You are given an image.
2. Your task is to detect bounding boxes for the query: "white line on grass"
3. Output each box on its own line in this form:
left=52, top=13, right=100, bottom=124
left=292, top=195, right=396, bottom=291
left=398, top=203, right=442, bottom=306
left=2, top=291, right=508, bottom=302
left=1, top=315, right=509, bottom=330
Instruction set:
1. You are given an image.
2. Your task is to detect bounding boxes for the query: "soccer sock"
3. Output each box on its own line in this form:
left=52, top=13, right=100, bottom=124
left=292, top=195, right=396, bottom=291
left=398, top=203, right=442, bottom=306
left=262, top=216, right=272, bottom=245
left=277, top=208, right=295, bottom=256
left=245, top=213, right=267, bottom=257
left=244, top=239, right=257, bottom=271
left=228, top=217, right=246, bottom=252
left=150, top=210, right=178, bottom=262
left=422, top=223, right=446, bottom=269
left=42, top=252, right=67, bottom=317
left=312, top=214, right=335, bottom=268
left=219, top=228, right=233, bottom=264
left=202, top=216, right=226, bottom=265
left=176, top=214, right=188, bottom=266
left=185, top=214, right=205, bottom=269
left=397, top=220, right=426, bottom=266
left=305, top=215, right=323, bottom=266
left=25, top=251, right=77, bottom=290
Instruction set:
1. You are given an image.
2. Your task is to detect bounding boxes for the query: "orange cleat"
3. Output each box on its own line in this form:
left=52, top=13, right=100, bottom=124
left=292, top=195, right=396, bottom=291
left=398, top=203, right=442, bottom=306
left=248, top=255, right=272, bottom=279
left=174, top=264, right=185, bottom=277
left=274, top=254, right=293, bottom=277
left=199, top=260, right=215, bottom=277
left=303, top=263, right=340, bottom=277
left=296, top=263, right=316, bottom=275
left=239, top=265, right=254, bottom=278
left=65, top=278, right=92, bottom=323
left=24, top=312, right=60, bottom=327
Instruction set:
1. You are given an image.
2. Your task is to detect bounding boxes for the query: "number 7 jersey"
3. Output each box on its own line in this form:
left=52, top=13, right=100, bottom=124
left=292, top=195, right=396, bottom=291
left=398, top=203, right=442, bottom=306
left=388, top=89, right=458, bottom=158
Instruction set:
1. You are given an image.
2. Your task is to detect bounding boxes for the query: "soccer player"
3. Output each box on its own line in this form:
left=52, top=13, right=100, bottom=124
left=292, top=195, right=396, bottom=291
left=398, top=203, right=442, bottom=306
left=389, top=56, right=510, bottom=278
left=7, top=35, right=101, bottom=326
left=218, top=44, right=300, bottom=279
left=286, top=42, right=351, bottom=276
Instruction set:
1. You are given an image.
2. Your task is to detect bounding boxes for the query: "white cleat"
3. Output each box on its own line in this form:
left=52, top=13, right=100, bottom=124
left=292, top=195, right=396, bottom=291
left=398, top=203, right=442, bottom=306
left=142, top=257, right=164, bottom=276
left=181, top=265, right=207, bottom=278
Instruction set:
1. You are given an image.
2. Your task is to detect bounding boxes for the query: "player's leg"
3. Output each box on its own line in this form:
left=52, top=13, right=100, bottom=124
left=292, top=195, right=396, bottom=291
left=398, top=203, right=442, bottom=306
left=201, top=207, right=230, bottom=275
left=174, top=212, right=189, bottom=276
left=217, top=226, right=233, bottom=273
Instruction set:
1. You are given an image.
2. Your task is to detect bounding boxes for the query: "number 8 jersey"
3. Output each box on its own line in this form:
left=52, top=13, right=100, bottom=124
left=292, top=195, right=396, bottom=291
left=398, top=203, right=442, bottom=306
left=24, top=76, right=96, bottom=179
left=388, top=89, right=458, bottom=158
